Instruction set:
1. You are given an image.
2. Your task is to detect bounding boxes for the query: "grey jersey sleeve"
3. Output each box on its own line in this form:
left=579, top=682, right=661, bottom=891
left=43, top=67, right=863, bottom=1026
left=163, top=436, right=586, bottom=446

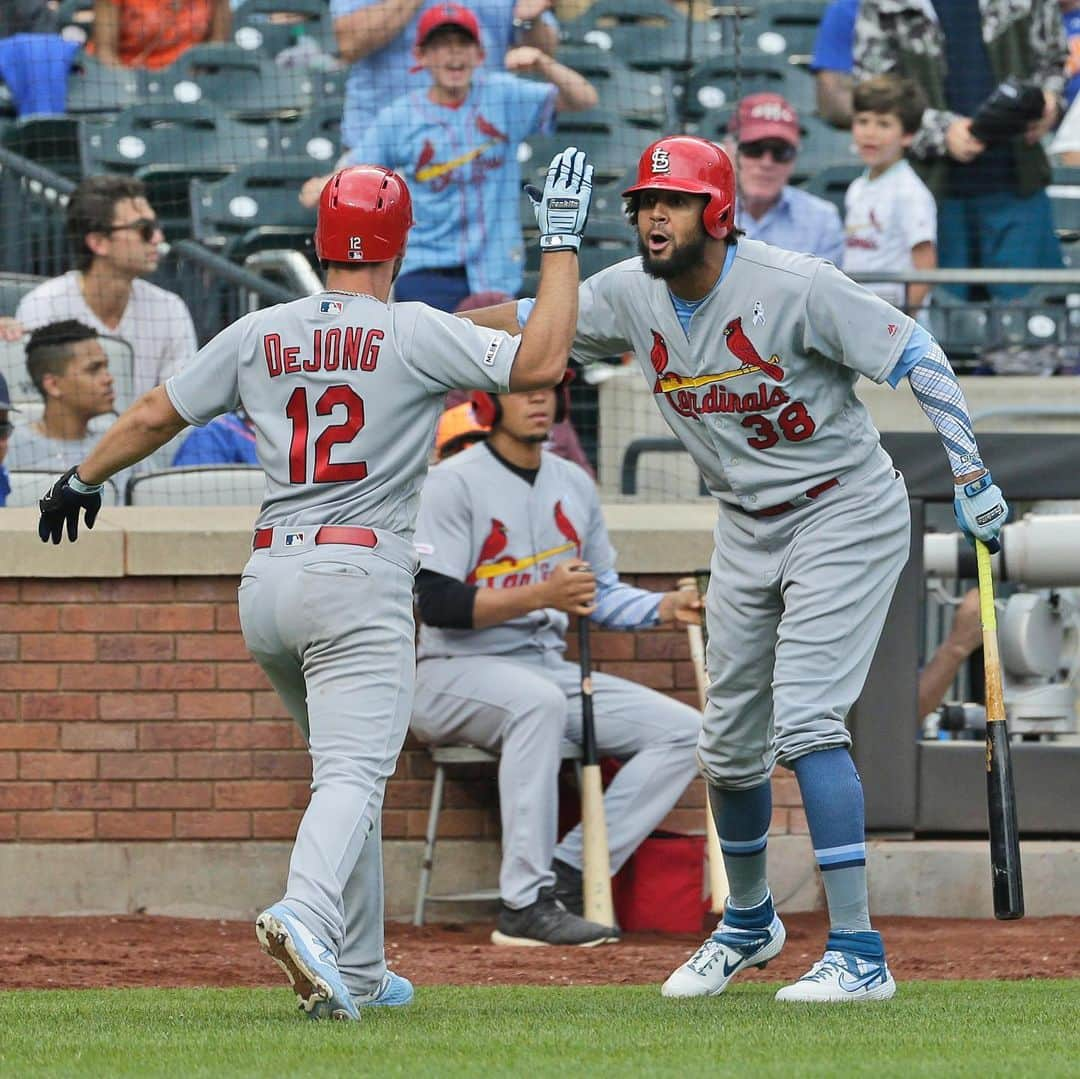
left=414, top=465, right=473, bottom=580
left=802, top=260, right=914, bottom=383
left=164, top=314, right=249, bottom=425
left=396, top=304, right=519, bottom=395
left=572, top=267, right=634, bottom=364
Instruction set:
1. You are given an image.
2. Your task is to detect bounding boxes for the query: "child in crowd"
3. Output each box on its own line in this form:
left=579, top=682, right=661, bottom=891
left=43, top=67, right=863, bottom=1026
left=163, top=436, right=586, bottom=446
left=842, top=74, right=937, bottom=316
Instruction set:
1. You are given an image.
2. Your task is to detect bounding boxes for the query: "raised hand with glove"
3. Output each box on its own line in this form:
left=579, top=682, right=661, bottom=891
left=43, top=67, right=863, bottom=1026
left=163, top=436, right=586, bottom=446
left=954, top=471, right=1009, bottom=553
left=38, top=466, right=103, bottom=544
left=525, top=145, right=593, bottom=253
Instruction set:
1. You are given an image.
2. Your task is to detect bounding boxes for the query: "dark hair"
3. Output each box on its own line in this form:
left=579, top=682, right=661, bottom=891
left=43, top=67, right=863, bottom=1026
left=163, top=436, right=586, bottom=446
left=623, top=192, right=743, bottom=246
left=852, top=74, right=927, bottom=135
left=67, top=175, right=148, bottom=271
left=26, top=320, right=99, bottom=398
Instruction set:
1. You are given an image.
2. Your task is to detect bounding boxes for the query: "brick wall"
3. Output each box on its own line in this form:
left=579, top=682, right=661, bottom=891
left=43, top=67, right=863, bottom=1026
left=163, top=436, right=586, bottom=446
left=0, top=574, right=805, bottom=844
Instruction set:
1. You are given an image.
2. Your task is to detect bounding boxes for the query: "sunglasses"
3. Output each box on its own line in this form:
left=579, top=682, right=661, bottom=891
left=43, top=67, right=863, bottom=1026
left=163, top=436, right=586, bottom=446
left=738, top=140, right=798, bottom=164
left=0, top=422, right=12, bottom=438
left=107, top=217, right=161, bottom=242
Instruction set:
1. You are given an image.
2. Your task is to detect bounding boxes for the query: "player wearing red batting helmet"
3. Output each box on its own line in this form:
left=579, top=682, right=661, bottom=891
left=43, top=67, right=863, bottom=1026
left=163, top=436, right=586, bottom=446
left=314, top=165, right=414, bottom=265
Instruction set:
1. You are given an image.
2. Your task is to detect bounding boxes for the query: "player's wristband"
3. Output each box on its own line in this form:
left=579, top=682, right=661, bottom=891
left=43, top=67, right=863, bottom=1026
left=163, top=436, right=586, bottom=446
left=70, top=470, right=104, bottom=495
left=539, top=234, right=581, bottom=253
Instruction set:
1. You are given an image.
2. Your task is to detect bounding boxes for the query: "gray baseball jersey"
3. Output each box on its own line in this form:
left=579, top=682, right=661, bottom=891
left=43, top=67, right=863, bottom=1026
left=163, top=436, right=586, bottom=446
left=166, top=292, right=519, bottom=535
left=414, top=443, right=615, bottom=659
left=572, top=238, right=915, bottom=511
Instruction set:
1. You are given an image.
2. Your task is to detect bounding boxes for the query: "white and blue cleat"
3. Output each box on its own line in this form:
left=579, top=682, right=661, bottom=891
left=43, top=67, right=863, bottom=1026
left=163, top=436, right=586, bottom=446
left=255, top=902, right=360, bottom=1021
left=775, top=931, right=896, bottom=1003
left=662, top=900, right=786, bottom=998
left=354, top=971, right=414, bottom=1009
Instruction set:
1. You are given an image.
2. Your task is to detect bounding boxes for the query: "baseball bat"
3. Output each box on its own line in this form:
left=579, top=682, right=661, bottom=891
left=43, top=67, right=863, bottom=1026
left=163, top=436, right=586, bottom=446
left=578, top=615, right=615, bottom=926
left=975, top=540, right=1024, bottom=920
left=679, top=575, right=728, bottom=914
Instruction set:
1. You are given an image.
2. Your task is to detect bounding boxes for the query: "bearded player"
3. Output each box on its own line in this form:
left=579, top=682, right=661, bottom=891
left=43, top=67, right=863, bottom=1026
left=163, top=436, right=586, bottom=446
left=34, top=149, right=594, bottom=1020
left=460, top=135, right=1008, bottom=1002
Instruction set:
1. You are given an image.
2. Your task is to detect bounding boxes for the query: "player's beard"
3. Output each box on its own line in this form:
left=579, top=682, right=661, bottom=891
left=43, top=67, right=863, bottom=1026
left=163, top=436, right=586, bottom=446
left=637, top=226, right=708, bottom=280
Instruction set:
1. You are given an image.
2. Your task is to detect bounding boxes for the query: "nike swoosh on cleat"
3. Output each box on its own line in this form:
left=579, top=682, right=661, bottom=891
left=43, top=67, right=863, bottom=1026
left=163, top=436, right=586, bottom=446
left=722, top=955, right=744, bottom=977
left=838, top=969, right=886, bottom=993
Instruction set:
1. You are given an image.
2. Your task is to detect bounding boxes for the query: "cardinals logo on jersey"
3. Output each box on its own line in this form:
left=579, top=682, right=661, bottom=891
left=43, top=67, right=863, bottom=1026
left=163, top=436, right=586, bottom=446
left=553, top=500, right=582, bottom=557
left=468, top=505, right=581, bottom=585
left=722, top=318, right=783, bottom=381
left=466, top=518, right=511, bottom=584
left=414, top=116, right=507, bottom=186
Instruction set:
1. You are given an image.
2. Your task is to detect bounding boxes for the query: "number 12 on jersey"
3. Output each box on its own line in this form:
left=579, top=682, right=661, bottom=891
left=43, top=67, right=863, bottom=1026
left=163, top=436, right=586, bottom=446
left=286, top=384, right=368, bottom=484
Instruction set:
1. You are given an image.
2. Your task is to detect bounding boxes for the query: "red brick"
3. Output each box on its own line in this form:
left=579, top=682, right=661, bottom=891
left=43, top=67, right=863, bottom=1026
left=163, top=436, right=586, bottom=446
left=19, top=810, right=95, bottom=839
left=252, top=750, right=310, bottom=779
left=18, top=581, right=99, bottom=604
left=215, top=605, right=241, bottom=632
left=381, top=809, right=407, bottom=839
left=0, top=634, right=18, bottom=661
left=55, top=781, right=134, bottom=810
left=214, top=779, right=293, bottom=809
left=136, top=780, right=213, bottom=809
left=0, top=811, right=14, bottom=840
left=138, top=664, right=215, bottom=691
left=214, top=720, right=294, bottom=749
left=0, top=582, right=17, bottom=601
left=138, top=721, right=216, bottom=751
left=0, top=723, right=59, bottom=750
left=97, top=810, right=173, bottom=839
left=587, top=633, right=636, bottom=661
left=0, top=697, right=14, bottom=721
left=788, top=808, right=809, bottom=835
left=22, top=634, right=96, bottom=662
left=384, top=780, right=436, bottom=810
left=61, top=723, right=136, bottom=751
left=60, top=664, right=138, bottom=691
left=136, top=605, right=215, bottom=633
left=596, top=661, right=674, bottom=690
left=99, top=693, right=175, bottom=721
left=175, top=810, right=250, bottom=839
left=771, top=776, right=801, bottom=808
left=405, top=750, right=435, bottom=780
left=176, top=634, right=250, bottom=661
left=176, top=692, right=251, bottom=720
left=21, top=693, right=98, bottom=721
left=252, top=810, right=303, bottom=838
left=20, top=752, right=97, bottom=781
left=407, top=807, right=488, bottom=838
left=100, top=579, right=176, bottom=603
left=0, top=753, right=14, bottom=780
left=61, top=605, right=138, bottom=632
left=635, top=632, right=690, bottom=661
left=289, top=781, right=311, bottom=808
left=769, top=807, right=789, bottom=835
left=97, top=636, right=175, bottom=662
left=0, top=664, right=59, bottom=690
left=176, top=579, right=240, bottom=602
left=216, top=664, right=271, bottom=691
left=250, top=691, right=291, bottom=719
left=176, top=751, right=252, bottom=779
left=0, top=782, right=53, bottom=810
left=0, top=605, right=58, bottom=631
left=99, top=752, right=175, bottom=780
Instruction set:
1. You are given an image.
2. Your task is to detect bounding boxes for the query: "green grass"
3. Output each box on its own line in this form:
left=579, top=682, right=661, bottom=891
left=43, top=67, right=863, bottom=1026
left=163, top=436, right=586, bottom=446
left=1, top=982, right=1077, bottom=1078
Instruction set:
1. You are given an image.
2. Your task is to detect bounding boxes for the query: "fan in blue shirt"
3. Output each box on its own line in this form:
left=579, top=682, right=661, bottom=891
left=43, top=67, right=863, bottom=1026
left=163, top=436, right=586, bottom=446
left=172, top=409, right=258, bottom=467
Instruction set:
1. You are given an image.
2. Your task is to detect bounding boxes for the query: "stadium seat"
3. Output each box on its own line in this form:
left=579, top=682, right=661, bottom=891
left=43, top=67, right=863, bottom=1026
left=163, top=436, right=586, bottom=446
left=526, top=111, right=640, bottom=186
left=190, top=160, right=317, bottom=258
left=6, top=470, right=120, bottom=507
left=802, top=162, right=860, bottom=215
left=924, top=290, right=991, bottom=362
left=680, top=52, right=797, bottom=123
left=275, top=100, right=342, bottom=166
left=796, top=115, right=858, bottom=176
left=232, top=0, right=337, bottom=61
left=125, top=466, right=266, bottom=506
left=740, top=2, right=829, bottom=65
left=0, top=338, right=35, bottom=404
left=553, top=44, right=674, bottom=129
left=66, top=53, right=146, bottom=115
left=56, top=0, right=95, bottom=46
left=2, top=116, right=83, bottom=181
left=144, top=44, right=315, bottom=121
left=0, top=272, right=45, bottom=318
left=1048, top=166, right=1080, bottom=240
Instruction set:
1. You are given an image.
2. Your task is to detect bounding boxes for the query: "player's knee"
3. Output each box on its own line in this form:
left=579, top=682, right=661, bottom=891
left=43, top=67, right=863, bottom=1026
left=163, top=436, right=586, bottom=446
left=507, top=678, right=566, bottom=730
left=775, top=728, right=851, bottom=770
left=696, top=740, right=770, bottom=789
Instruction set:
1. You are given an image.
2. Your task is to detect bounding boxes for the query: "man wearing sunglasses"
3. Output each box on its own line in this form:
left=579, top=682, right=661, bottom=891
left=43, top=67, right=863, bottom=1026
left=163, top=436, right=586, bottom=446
left=0, top=175, right=197, bottom=404
left=728, top=93, right=845, bottom=265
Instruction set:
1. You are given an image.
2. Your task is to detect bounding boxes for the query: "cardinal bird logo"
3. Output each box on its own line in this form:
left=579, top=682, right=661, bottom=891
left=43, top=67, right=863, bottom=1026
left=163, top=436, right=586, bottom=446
left=475, top=113, right=508, bottom=142
left=466, top=518, right=511, bottom=584
left=553, top=500, right=582, bottom=557
left=722, top=318, right=784, bottom=381
left=416, top=139, right=436, bottom=173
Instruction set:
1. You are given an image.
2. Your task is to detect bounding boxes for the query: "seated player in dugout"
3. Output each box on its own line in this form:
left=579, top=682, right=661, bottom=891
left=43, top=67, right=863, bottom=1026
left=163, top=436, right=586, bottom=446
left=410, top=378, right=705, bottom=947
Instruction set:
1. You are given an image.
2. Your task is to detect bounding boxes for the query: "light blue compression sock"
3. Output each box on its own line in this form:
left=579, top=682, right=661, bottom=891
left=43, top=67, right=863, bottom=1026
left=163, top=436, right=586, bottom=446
left=708, top=781, right=771, bottom=913
left=791, top=747, right=871, bottom=932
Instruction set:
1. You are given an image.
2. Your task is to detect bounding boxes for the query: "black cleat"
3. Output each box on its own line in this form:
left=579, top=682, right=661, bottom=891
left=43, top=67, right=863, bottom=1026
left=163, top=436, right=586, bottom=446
left=490, top=888, right=619, bottom=947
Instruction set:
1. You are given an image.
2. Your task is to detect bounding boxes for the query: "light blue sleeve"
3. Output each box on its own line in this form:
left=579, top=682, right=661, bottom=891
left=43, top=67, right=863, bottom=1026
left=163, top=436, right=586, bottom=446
left=329, top=0, right=371, bottom=17
left=516, top=297, right=535, bottom=328
left=886, top=323, right=934, bottom=387
left=493, top=72, right=558, bottom=143
left=346, top=102, right=401, bottom=168
left=591, top=569, right=662, bottom=630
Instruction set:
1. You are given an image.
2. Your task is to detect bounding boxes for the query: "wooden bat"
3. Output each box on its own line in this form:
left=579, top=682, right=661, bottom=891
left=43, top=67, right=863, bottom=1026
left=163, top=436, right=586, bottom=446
left=975, top=540, right=1024, bottom=920
left=578, top=616, right=615, bottom=926
left=679, top=574, right=728, bottom=914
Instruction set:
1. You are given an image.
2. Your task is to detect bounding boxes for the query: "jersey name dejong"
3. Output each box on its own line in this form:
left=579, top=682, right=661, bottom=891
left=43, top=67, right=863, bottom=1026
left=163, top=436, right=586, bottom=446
left=666, top=380, right=791, bottom=419
left=262, top=328, right=384, bottom=378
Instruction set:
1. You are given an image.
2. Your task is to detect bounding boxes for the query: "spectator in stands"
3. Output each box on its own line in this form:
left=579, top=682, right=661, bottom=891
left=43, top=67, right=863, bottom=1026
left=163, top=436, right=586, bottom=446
left=331, top=0, right=558, bottom=152
left=91, top=0, right=232, bottom=70
left=433, top=399, right=490, bottom=461
left=810, top=0, right=858, bottom=128
left=171, top=408, right=257, bottom=466
left=303, top=4, right=596, bottom=309
left=843, top=75, right=937, bottom=317
left=855, top=0, right=1067, bottom=301
left=0, top=176, right=197, bottom=400
left=1063, top=1, right=1080, bottom=107
left=728, top=92, right=845, bottom=263
left=7, top=321, right=121, bottom=479
left=0, top=373, right=15, bottom=508
left=918, top=589, right=983, bottom=719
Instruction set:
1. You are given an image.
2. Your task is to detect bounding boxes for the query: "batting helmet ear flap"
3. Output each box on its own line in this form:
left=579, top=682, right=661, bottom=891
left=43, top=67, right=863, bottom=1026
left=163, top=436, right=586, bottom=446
left=470, top=389, right=500, bottom=428
left=555, top=367, right=574, bottom=424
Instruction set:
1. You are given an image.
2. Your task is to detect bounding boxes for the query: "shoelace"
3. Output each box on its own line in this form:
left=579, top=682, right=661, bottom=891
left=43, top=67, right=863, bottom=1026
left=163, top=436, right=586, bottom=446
left=800, top=950, right=855, bottom=983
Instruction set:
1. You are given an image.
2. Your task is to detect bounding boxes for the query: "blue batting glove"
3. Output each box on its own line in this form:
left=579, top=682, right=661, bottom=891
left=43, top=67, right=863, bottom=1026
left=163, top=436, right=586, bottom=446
left=953, top=472, right=1008, bottom=554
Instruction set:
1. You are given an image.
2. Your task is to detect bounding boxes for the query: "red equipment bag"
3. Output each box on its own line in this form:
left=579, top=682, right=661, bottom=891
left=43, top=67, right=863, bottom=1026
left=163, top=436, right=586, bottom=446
left=613, top=831, right=709, bottom=933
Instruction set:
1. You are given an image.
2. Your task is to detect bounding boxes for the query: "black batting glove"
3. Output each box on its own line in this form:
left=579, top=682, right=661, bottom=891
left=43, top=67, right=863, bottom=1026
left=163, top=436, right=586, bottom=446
left=38, top=466, right=103, bottom=545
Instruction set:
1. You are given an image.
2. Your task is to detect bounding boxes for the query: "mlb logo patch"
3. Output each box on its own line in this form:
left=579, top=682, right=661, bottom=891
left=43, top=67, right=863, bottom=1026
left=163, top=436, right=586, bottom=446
left=285, top=531, right=306, bottom=546
left=320, top=300, right=344, bottom=315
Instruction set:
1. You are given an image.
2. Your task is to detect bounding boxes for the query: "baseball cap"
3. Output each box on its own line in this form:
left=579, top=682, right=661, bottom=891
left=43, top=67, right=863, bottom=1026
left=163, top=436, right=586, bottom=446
left=0, top=371, right=18, bottom=412
left=434, top=401, right=490, bottom=459
left=414, top=3, right=481, bottom=49
left=731, top=93, right=801, bottom=148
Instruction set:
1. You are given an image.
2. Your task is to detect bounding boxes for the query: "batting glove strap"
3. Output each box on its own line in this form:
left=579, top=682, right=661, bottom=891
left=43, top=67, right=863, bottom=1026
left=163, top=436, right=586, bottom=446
left=953, top=471, right=1008, bottom=554
left=538, top=233, right=582, bottom=253
left=38, top=465, right=103, bottom=545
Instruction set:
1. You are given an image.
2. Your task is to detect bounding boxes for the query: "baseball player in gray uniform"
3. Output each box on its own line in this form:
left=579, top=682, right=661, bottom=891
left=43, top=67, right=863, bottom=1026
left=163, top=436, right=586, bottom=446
left=461, top=135, right=1008, bottom=1002
left=411, top=382, right=703, bottom=946
left=35, top=149, right=595, bottom=1020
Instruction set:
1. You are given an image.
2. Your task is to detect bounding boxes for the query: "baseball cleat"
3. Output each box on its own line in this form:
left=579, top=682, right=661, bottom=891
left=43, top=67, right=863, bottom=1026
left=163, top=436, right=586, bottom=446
left=775, top=930, right=896, bottom=1003
left=353, top=970, right=415, bottom=1008
left=662, top=900, right=785, bottom=998
left=255, top=903, right=360, bottom=1021
left=491, top=888, right=620, bottom=947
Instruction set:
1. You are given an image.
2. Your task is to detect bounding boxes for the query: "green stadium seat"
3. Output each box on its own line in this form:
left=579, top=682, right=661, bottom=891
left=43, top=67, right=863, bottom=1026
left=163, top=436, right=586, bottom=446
left=554, top=43, right=674, bottom=129
left=802, top=162, right=860, bottom=215
left=1048, top=166, right=1080, bottom=240
left=66, top=53, right=146, bottom=114
left=740, top=2, right=828, bottom=65
left=797, top=115, right=858, bottom=176
left=681, top=52, right=798, bottom=123
left=232, top=0, right=337, bottom=60
left=0, top=272, right=45, bottom=318
left=56, top=0, right=95, bottom=46
left=924, top=290, right=991, bottom=362
left=2, top=116, right=83, bottom=181
left=524, top=114, right=640, bottom=187
left=276, top=101, right=342, bottom=167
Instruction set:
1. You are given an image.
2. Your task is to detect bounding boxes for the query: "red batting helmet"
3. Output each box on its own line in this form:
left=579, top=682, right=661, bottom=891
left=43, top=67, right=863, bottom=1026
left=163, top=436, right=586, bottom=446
left=472, top=370, right=574, bottom=428
left=315, top=165, right=414, bottom=263
left=623, top=135, right=735, bottom=239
